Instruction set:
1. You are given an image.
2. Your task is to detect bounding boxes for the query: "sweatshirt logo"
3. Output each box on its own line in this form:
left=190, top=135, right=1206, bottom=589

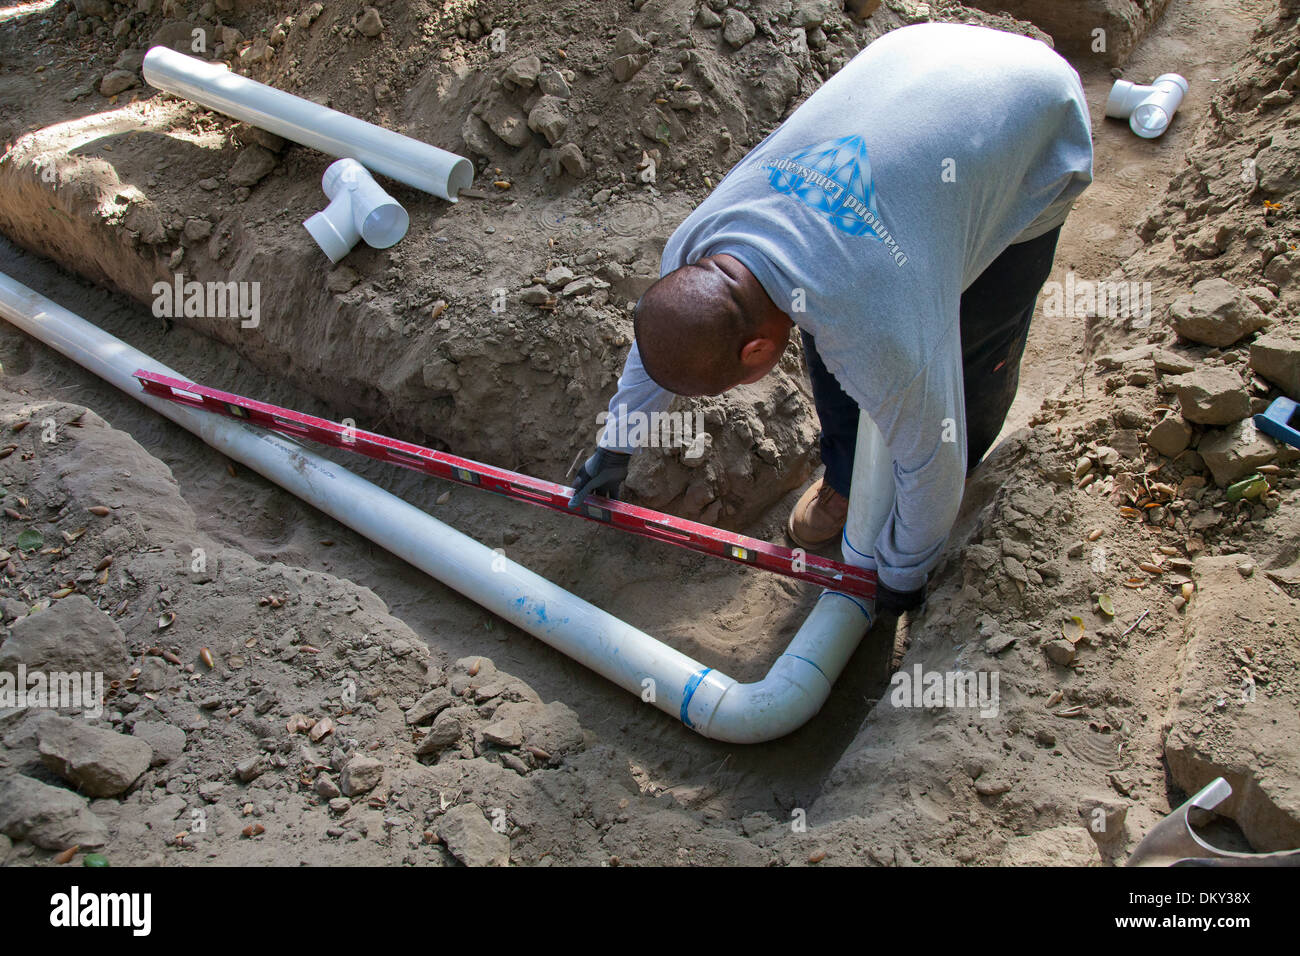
left=763, top=134, right=909, bottom=266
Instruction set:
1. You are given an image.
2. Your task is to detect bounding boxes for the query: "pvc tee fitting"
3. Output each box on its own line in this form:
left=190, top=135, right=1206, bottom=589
left=304, top=158, right=409, bottom=262
left=1105, top=73, right=1188, bottom=139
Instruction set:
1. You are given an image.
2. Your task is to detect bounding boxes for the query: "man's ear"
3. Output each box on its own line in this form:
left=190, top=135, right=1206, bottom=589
left=738, top=336, right=777, bottom=371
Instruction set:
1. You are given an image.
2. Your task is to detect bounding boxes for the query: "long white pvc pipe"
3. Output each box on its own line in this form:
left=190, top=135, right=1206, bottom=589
left=0, top=272, right=880, bottom=743
left=142, top=47, right=474, bottom=201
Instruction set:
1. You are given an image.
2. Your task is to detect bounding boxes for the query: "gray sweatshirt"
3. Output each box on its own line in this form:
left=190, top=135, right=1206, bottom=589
left=599, top=23, right=1093, bottom=593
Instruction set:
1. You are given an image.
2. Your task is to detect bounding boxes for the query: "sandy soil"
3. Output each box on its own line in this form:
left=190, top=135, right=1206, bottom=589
left=0, top=0, right=1297, bottom=866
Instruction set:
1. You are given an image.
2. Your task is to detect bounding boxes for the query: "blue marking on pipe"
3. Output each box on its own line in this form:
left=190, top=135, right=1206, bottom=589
left=821, top=589, right=873, bottom=620
left=679, top=667, right=712, bottom=727
left=781, top=653, right=827, bottom=680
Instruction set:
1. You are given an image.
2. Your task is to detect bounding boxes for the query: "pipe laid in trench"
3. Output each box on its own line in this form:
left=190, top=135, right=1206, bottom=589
left=0, top=272, right=878, bottom=743
left=141, top=46, right=474, bottom=202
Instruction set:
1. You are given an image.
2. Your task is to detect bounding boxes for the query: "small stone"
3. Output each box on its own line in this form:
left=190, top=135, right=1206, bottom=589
left=314, top=774, right=341, bottom=799
left=356, top=7, right=383, bottom=37
left=405, top=686, right=453, bottom=725
left=544, top=266, right=576, bottom=288
left=482, top=718, right=524, bottom=748
left=503, top=55, right=541, bottom=88
left=1146, top=416, right=1193, bottom=458
left=1169, top=367, right=1251, bottom=425
left=38, top=717, right=153, bottom=797
left=697, top=6, right=721, bottom=27
left=329, top=797, right=352, bottom=815
left=235, top=755, right=265, bottom=782
left=340, top=755, right=383, bottom=796
left=99, top=70, right=138, bottom=97
left=483, top=102, right=532, bottom=148
left=227, top=146, right=278, bottom=188
left=722, top=9, right=756, bottom=48
left=0, top=775, right=109, bottom=850
left=1170, top=278, right=1268, bottom=348
left=131, top=721, right=186, bottom=766
left=1249, top=330, right=1300, bottom=399
left=984, top=633, right=1017, bottom=655
left=182, top=218, right=212, bottom=243
left=1198, top=419, right=1278, bottom=485
left=437, top=803, right=510, bottom=866
left=1043, top=639, right=1077, bottom=667
left=1152, top=348, right=1196, bottom=374
left=527, top=96, right=569, bottom=146
left=538, top=69, right=571, bottom=98
left=556, top=142, right=587, bottom=177
left=520, top=284, right=553, bottom=305
left=611, top=53, right=649, bottom=83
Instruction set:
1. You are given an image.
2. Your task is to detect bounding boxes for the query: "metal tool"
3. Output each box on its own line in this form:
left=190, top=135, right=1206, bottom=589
left=134, top=370, right=877, bottom=600
left=1127, top=777, right=1300, bottom=866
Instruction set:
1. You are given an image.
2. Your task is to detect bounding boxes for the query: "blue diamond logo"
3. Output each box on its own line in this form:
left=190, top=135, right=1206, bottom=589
left=765, top=134, right=881, bottom=239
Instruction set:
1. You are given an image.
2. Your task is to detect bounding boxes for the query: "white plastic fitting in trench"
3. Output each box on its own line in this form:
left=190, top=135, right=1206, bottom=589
left=303, top=158, right=410, bottom=262
left=1105, top=73, right=1188, bottom=139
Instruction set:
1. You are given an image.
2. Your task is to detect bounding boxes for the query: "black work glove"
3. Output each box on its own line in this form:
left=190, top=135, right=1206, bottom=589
left=876, top=580, right=926, bottom=615
left=567, top=449, right=631, bottom=510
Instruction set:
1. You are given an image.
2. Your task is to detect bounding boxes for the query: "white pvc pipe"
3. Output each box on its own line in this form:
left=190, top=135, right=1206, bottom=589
left=1105, top=73, right=1188, bottom=139
left=142, top=47, right=473, bottom=201
left=304, top=158, right=409, bottom=262
left=0, top=272, right=877, bottom=744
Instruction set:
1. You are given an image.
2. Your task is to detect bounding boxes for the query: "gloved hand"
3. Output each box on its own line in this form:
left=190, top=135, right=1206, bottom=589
left=876, top=580, right=926, bottom=615
left=567, top=449, right=631, bottom=510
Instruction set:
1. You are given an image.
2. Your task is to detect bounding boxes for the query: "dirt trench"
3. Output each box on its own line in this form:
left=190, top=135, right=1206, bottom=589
left=1, top=0, right=1298, bottom=867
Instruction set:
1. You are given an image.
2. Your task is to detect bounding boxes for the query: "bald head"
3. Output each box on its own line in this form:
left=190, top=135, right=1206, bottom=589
left=634, top=254, right=793, bottom=396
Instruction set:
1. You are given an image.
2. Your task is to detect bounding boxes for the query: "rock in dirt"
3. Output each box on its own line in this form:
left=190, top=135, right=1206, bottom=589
left=131, top=720, right=186, bottom=766
left=1198, top=420, right=1279, bottom=485
left=1146, top=415, right=1193, bottom=458
left=38, top=716, right=153, bottom=797
left=227, top=146, right=278, bottom=187
left=1169, top=367, right=1251, bottom=425
left=1043, top=639, right=1077, bottom=667
left=0, top=594, right=129, bottom=679
left=503, top=55, right=541, bottom=89
left=483, top=101, right=532, bottom=148
left=356, top=7, right=383, bottom=37
left=405, top=685, right=453, bottom=725
left=0, top=775, right=109, bottom=850
left=437, top=803, right=510, bottom=866
left=99, top=70, right=138, bottom=97
left=611, top=53, right=649, bottom=83
left=340, top=755, right=383, bottom=796
left=1249, top=330, right=1300, bottom=399
left=1169, top=279, right=1268, bottom=348
left=415, top=706, right=473, bottom=756
left=481, top=718, right=524, bottom=748
left=723, top=10, right=756, bottom=48
left=556, top=143, right=587, bottom=178
left=527, top=96, right=568, bottom=146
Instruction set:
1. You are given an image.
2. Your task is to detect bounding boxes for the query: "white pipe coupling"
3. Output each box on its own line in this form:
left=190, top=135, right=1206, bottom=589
left=304, top=158, right=409, bottom=262
left=1105, top=73, right=1188, bottom=139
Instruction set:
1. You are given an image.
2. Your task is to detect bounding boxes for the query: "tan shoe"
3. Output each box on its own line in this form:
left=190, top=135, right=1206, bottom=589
left=787, top=478, right=850, bottom=549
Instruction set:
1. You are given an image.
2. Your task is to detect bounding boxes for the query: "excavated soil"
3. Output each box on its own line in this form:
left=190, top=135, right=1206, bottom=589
left=0, top=0, right=1297, bottom=866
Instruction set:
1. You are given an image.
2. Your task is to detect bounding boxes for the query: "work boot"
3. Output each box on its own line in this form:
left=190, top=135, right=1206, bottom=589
left=786, top=478, right=850, bottom=549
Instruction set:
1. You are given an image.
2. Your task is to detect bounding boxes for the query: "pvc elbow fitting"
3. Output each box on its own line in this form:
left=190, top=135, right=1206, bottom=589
left=1105, top=73, right=1188, bottom=139
left=303, top=158, right=409, bottom=262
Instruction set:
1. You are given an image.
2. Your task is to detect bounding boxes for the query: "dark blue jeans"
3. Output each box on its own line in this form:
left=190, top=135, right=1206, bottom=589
left=803, top=225, right=1062, bottom=497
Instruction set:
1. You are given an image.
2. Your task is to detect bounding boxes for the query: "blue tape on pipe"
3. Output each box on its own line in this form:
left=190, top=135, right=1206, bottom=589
left=679, top=667, right=712, bottom=727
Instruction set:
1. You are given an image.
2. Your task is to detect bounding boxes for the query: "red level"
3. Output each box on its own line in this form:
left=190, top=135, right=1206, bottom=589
left=134, top=369, right=876, bottom=600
